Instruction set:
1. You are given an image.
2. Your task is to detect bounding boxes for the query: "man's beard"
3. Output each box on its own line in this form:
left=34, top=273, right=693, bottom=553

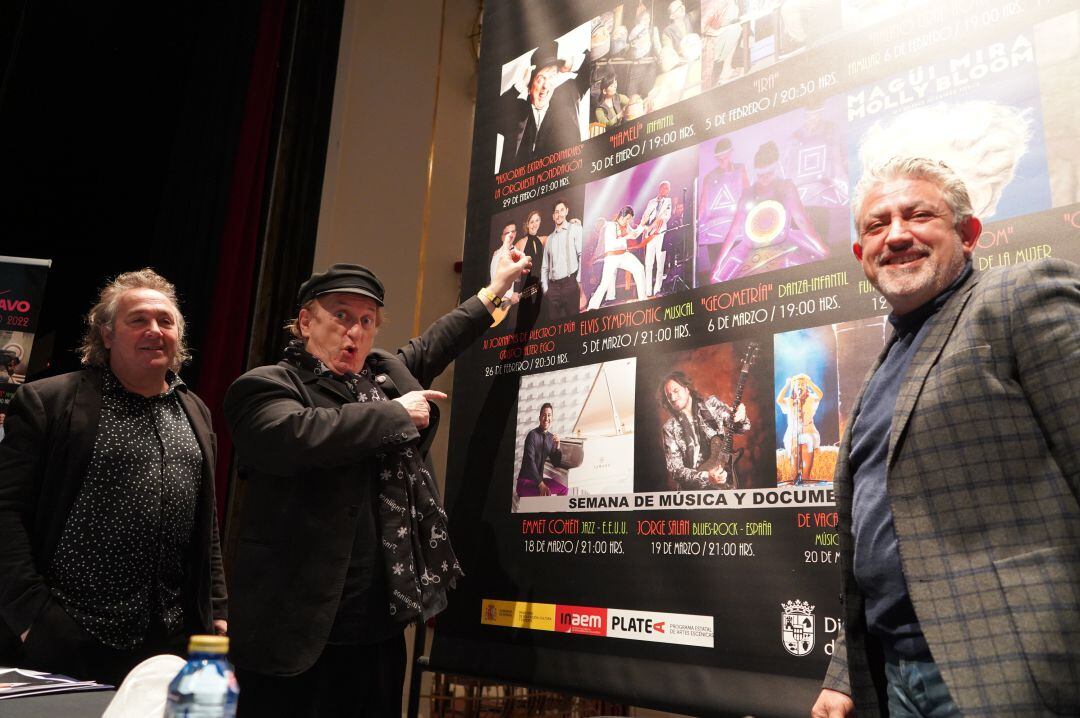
left=875, top=237, right=966, bottom=310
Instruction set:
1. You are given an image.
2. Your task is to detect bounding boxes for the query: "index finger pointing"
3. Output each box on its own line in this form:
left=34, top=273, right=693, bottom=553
left=420, top=390, right=448, bottom=401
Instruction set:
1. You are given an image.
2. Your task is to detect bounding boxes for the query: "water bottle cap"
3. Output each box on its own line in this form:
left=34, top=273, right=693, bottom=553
left=188, top=634, right=229, bottom=654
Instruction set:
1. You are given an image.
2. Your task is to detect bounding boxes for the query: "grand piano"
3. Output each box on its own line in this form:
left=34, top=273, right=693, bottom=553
left=542, top=358, right=636, bottom=497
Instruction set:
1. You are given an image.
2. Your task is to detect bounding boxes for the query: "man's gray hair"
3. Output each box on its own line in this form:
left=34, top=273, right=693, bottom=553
left=852, top=157, right=975, bottom=236
left=80, top=268, right=189, bottom=370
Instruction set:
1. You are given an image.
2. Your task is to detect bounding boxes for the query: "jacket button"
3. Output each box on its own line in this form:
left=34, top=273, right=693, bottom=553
left=375, top=375, right=386, bottom=384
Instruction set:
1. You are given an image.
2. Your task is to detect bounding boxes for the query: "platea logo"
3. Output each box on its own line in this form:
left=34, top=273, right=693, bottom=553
left=781, top=599, right=815, bottom=656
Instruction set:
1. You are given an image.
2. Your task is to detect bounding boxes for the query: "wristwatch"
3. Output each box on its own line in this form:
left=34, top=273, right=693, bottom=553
left=478, top=287, right=503, bottom=307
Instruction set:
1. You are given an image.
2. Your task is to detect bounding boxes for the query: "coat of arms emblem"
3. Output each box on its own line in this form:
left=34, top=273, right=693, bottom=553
left=781, top=599, right=815, bottom=656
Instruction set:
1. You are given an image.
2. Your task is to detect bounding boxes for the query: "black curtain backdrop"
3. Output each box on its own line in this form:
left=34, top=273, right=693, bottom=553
left=197, top=0, right=287, bottom=532
left=0, top=2, right=261, bottom=385
left=221, top=0, right=346, bottom=561
left=0, top=1, right=344, bottom=532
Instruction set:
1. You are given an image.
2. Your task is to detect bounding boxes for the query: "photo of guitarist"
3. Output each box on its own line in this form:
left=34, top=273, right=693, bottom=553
left=640, top=180, right=673, bottom=297
left=660, top=370, right=750, bottom=490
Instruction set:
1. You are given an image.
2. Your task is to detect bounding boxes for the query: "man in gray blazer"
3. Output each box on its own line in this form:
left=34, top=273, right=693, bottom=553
left=812, top=157, right=1079, bottom=717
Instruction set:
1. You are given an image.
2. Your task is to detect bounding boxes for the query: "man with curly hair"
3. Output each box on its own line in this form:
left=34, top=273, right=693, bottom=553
left=0, top=268, right=227, bottom=685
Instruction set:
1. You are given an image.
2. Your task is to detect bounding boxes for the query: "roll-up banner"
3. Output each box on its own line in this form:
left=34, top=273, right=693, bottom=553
left=433, top=1, right=1080, bottom=716
left=0, top=256, right=51, bottom=429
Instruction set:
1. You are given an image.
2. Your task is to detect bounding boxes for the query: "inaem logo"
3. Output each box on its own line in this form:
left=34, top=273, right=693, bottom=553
left=781, top=599, right=816, bottom=656
left=556, top=605, right=606, bottom=636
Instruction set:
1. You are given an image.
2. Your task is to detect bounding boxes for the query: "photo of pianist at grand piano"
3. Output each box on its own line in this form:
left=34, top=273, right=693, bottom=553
left=516, top=402, right=566, bottom=498
left=512, top=359, right=636, bottom=511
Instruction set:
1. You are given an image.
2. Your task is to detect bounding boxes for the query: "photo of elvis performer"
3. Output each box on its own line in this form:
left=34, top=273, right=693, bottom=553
left=587, top=205, right=647, bottom=311
left=659, top=370, right=749, bottom=490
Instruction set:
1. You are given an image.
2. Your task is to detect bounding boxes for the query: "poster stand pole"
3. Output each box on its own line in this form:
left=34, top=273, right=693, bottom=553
left=406, top=620, right=429, bottom=718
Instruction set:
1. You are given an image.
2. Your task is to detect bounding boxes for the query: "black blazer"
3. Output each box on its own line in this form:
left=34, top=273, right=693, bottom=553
left=224, top=296, right=493, bottom=676
left=0, top=369, right=227, bottom=659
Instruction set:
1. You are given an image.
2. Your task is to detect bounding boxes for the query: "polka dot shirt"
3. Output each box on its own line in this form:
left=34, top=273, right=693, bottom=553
left=49, top=369, right=201, bottom=650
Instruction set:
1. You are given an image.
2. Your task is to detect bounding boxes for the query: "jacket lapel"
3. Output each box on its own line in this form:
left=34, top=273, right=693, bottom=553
left=177, top=386, right=216, bottom=479
left=66, top=370, right=103, bottom=483
left=314, top=376, right=355, bottom=404
left=887, top=274, right=981, bottom=469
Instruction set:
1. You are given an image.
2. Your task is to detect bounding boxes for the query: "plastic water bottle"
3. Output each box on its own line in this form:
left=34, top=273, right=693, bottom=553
left=164, top=635, right=239, bottom=717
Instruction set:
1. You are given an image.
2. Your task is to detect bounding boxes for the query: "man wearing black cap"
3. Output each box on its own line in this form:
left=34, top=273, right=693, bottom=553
left=224, top=252, right=529, bottom=717
left=497, top=41, right=593, bottom=171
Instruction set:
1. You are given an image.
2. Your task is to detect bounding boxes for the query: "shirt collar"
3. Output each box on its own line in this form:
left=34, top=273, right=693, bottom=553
left=102, top=367, right=184, bottom=399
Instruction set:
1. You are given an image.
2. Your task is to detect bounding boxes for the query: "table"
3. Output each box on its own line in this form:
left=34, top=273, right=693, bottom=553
left=2, top=689, right=116, bottom=717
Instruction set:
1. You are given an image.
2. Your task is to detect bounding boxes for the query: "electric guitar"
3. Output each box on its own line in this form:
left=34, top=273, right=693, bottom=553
left=625, top=220, right=692, bottom=251
left=490, top=283, right=540, bottom=328
left=697, top=342, right=759, bottom=489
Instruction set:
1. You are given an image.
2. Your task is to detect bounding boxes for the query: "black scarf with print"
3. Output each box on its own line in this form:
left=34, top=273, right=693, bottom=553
left=283, top=340, right=463, bottom=623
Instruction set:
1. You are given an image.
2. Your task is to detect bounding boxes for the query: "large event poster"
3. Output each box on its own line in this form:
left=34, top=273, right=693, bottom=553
left=0, top=257, right=50, bottom=432
left=432, top=2, right=1080, bottom=716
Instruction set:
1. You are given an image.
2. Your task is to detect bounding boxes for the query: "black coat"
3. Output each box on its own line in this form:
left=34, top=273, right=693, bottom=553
left=0, top=369, right=227, bottom=659
left=223, top=296, right=492, bottom=676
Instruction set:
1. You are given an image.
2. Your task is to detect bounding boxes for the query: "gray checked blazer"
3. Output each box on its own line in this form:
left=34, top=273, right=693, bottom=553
left=822, top=258, right=1080, bottom=716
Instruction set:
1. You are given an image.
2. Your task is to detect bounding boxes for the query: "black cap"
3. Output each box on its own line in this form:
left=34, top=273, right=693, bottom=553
left=296, top=263, right=385, bottom=308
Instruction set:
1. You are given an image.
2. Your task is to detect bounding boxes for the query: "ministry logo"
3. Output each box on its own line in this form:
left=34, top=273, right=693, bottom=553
left=781, top=599, right=815, bottom=656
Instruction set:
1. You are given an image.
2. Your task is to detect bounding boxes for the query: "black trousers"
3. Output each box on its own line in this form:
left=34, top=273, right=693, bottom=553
left=236, top=633, right=407, bottom=718
left=546, top=273, right=580, bottom=319
left=18, top=598, right=188, bottom=686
